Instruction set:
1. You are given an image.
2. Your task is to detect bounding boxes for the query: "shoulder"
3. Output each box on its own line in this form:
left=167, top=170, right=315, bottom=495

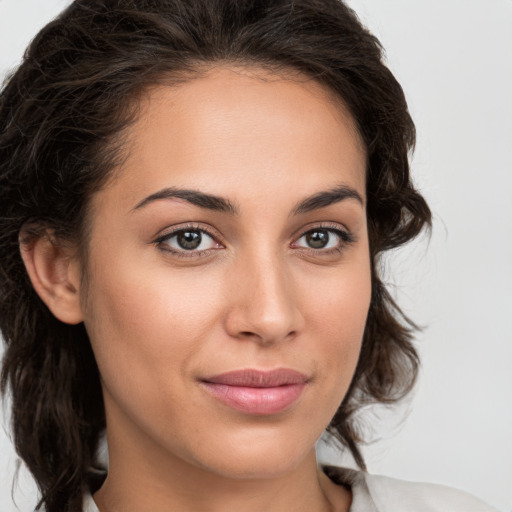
left=322, top=466, right=500, bottom=512
left=362, top=472, right=500, bottom=512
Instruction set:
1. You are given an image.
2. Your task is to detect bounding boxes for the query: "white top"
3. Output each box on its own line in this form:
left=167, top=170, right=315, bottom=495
left=82, top=466, right=500, bottom=512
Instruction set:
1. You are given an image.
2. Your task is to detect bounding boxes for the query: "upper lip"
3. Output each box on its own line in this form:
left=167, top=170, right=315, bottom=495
left=201, top=368, right=308, bottom=387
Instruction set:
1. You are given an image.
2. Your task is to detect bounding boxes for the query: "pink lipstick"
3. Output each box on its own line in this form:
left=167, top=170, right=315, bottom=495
left=200, top=369, right=308, bottom=415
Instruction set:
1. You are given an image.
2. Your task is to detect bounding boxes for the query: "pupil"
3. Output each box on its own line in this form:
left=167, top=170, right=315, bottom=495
left=177, top=230, right=201, bottom=250
left=306, top=230, right=329, bottom=249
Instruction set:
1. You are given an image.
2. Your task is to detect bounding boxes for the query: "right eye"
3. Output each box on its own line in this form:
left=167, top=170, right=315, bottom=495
left=155, top=226, right=223, bottom=256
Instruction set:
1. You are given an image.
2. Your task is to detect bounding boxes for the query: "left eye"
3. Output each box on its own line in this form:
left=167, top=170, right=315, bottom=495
left=158, top=228, right=220, bottom=252
left=293, top=228, right=344, bottom=250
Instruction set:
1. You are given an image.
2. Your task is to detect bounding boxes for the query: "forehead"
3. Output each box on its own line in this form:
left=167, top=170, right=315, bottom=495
left=99, top=65, right=366, bottom=211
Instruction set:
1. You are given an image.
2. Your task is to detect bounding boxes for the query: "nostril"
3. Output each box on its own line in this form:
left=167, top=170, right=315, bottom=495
left=237, top=329, right=297, bottom=343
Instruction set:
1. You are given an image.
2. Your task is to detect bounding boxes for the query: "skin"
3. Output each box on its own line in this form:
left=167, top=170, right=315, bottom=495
left=24, top=66, right=371, bottom=511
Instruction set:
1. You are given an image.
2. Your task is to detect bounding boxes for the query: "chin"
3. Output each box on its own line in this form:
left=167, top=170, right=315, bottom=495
left=184, top=425, right=317, bottom=480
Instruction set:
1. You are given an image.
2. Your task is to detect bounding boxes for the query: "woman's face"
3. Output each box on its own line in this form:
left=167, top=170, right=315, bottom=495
left=80, top=66, right=371, bottom=479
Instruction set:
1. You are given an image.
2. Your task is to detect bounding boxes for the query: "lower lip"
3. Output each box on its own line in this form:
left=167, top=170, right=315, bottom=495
left=201, top=382, right=306, bottom=415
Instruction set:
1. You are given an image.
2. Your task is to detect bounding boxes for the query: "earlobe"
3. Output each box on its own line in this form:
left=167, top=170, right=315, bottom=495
left=19, top=231, right=84, bottom=325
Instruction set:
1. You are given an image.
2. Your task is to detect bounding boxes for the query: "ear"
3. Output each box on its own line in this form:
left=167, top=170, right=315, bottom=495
left=19, top=230, right=84, bottom=325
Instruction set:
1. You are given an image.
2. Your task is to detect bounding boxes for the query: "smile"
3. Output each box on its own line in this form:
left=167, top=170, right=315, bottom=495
left=200, top=369, right=308, bottom=415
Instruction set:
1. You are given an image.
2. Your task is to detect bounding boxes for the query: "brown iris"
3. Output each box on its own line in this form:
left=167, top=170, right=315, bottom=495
left=305, top=229, right=329, bottom=249
left=177, top=230, right=202, bottom=250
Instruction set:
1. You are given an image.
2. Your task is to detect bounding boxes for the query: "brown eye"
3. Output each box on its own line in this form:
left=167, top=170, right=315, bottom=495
left=305, top=230, right=330, bottom=249
left=156, top=227, right=221, bottom=254
left=176, top=230, right=202, bottom=250
left=293, top=227, right=353, bottom=253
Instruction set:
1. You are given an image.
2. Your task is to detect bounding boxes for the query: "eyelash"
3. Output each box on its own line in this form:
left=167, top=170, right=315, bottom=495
left=153, top=222, right=355, bottom=259
left=291, top=223, right=355, bottom=256
left=153, top=223, right=222, bottom=259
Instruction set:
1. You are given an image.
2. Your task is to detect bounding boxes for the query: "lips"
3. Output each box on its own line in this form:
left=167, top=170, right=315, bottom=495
left=200, top=369, right=308, bottom=415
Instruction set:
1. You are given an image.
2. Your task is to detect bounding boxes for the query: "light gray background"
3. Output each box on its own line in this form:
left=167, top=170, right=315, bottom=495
left=1, top=1, right=511, bottom=511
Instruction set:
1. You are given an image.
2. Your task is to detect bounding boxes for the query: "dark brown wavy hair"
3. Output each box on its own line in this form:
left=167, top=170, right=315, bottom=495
left=0, top=0, right=431, bottom=510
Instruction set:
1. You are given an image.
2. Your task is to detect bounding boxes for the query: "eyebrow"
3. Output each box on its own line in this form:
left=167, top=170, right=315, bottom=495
left=132, top=187, right=239, bottom=214
left=291, top=184, right=364, bottom=215
left=132, top=183, right=364, bottom=215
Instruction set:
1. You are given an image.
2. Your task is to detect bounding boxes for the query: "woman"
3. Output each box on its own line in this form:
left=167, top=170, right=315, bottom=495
left=0, top=1, right=500, bottom=511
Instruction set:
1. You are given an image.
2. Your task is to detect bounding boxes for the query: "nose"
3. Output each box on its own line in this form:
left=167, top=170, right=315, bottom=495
left=224, top=250, right=305, bottom=345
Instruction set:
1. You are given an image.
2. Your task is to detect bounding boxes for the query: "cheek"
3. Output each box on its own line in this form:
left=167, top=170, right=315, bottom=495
left=302, top=257, right=371, bottom=387
left=81, top=258, right=225, bottom=398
